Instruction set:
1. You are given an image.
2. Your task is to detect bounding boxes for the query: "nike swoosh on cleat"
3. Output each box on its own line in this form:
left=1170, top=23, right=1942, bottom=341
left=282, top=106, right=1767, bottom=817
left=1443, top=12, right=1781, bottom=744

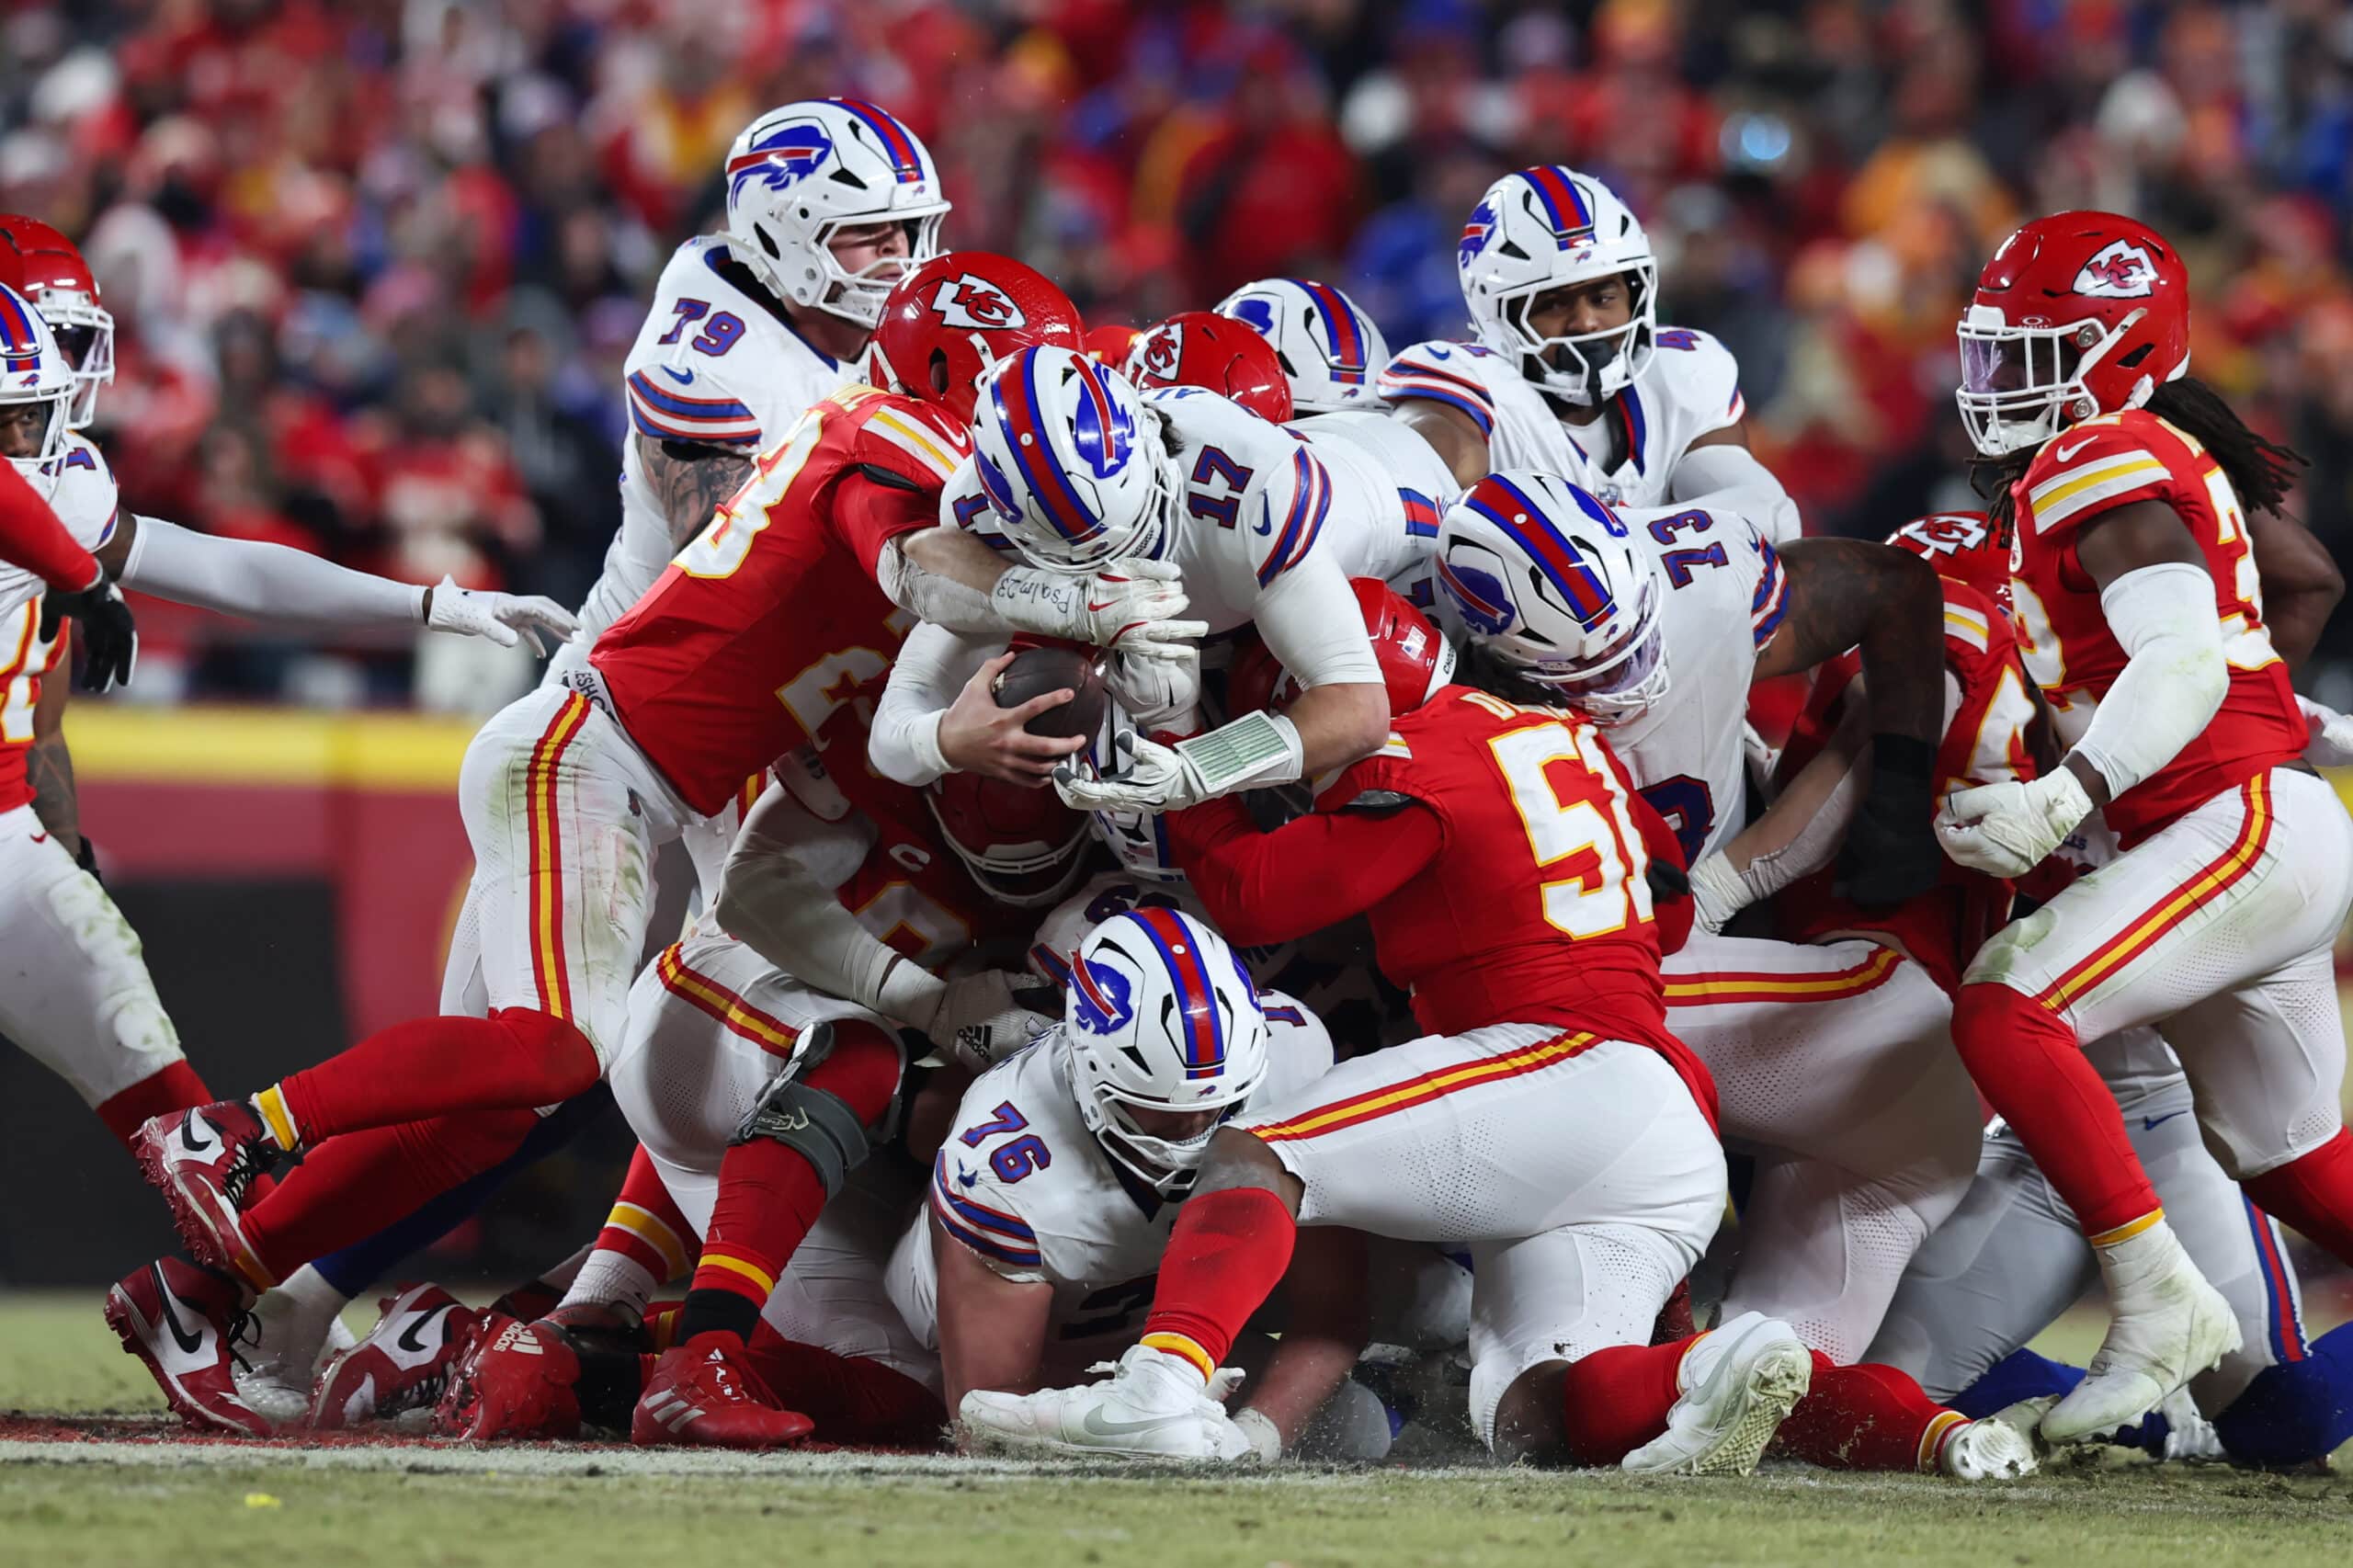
left=153, top=1271, right=208, bottom=1356
left=178, top=1112, right=215, bottom=1154
left=661, top=366, right=697, bottom=386
left=2141, top=1110, right=2190, bottom=1131
left=395, top=1303, right=454, bottom=1356
left=1080, top=1405, right=1180, bottom=1437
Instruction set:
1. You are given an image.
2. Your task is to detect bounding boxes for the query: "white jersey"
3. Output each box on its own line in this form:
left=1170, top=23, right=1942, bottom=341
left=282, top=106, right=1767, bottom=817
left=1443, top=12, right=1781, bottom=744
left=945, top=387, right=1381, bottom=689
left=1289, top=409, right=1458, bottom=607
left=1573, top=501, right=1787, bottom=862
left=1379, top=328, right=1745, bottom=509
left=0, top=435, right=117, bottom=625
left=889, top=1006, right=1334, bottom=1369
left=550, top=235, right=852, bottom=681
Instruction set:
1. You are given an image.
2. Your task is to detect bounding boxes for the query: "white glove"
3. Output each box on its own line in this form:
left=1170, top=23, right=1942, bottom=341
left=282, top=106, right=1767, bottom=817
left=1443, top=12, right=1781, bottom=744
left=1230, top=1405, right=1283, bottom=1463
left=989, top=558, right=1207, bottom=663
left=879, top=961, right=1055, bottom=1074
left=2298, top=695, right=2353, bottom=768
left=1935, top=768, right=2096, bottom=878
left=425, top=575, right=580, bottom=655
left=1104, top=644, right=1201, bottom=733
left=1055, top=710, right=1305, bottom=815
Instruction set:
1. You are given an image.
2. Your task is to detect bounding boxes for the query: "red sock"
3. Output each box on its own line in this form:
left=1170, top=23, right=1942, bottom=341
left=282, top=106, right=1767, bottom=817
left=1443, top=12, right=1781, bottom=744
left=2245, top=1130, right=2353, bottom=1267
left=741, top=1322, right=947, bottom=1448
left=239, top=1107, right=540, bottom=1285
left=94, top=1060, right=212, bottom=1149
left=1775, top=1354, right=1968, bottom=1472
left=1952, top=982, right=2158, bottom=1236
left=268, top=1008, right=599, bottom=1146
left=1138, top=1185, right=1297, bottom=1380
left=1559, top=1340, right=1686, bottom=1466
left=593, top=1144, right=695, bottom=1285
left=679, top=1025, right=904, bottom=1343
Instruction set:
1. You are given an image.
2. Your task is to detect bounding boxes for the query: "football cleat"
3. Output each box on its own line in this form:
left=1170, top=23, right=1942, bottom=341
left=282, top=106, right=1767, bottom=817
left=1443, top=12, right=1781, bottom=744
left=432, top=1316, right=581, bottom=1441
left=631, top=1333, right=813, bottom=1449
left=956, top=1343, right=1253, bottom=1460
left=1937, top=1414, right=2040, bottom=1481
left=2044, top=1220, right=2238, bottom=1444
left=1622, top=1312, right=1813, bottom=1476
left=233, top=1280, right=358, bottom=1429
left=131, top=1100, right=278, bottom=1282
left=104, top=1256, right=270, bottom=1437
left=312, top=1284, right=487, bottom=1432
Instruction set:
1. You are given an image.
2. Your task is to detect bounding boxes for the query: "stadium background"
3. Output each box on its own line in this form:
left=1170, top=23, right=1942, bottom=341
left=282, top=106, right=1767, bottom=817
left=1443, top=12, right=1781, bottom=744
left=3, top=0, right=2351, bottom=1312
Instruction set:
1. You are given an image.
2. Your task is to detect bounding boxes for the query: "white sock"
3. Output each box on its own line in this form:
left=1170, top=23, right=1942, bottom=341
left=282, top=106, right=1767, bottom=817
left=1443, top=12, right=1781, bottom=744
left=559, top=1250, right=659, bottom=1322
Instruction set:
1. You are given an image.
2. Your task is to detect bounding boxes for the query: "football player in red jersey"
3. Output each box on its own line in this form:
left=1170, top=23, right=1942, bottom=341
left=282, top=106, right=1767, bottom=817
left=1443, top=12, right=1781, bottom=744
left=956, top=584, right=2037, bottom=1479
left=1934, top=212, right=2353, bottom=1442
left=99, top=254, right=1192, bottom=1434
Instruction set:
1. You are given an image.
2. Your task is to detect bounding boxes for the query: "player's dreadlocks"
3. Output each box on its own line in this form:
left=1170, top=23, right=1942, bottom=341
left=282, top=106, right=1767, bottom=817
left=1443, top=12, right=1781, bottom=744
left=1974, top=376, right=2307, bottom=534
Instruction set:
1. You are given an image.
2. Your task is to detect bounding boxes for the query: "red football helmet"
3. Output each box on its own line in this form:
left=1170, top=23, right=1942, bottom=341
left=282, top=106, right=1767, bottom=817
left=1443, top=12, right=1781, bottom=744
left=0, top=215, right=111, bottom=429
left=1885, top=510, right=2011, bottom=618
left=1228, top=577, right=1455, bottom=721
left=1121, top=312, right=1294, bottom=423
left=870, top=253, right=1085, bottom=426
left=1084, top=323, right=1140, bottom=365
left=926, top=769, right=1091, bottom=909
left=1956, top=211, right=2190, bottom=457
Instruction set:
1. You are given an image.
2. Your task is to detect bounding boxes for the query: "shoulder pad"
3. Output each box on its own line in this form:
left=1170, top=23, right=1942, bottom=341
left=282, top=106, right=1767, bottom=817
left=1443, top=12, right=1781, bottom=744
left=624, top=361, right=761, bottom=449
left=2021, top=415, right=2180, bottom=535
left=1647, top=325, right=1745, bottom=426
left=851, top=394, right=970, bottom=490
left=927, top=1149, right=1043, bottom=1270
left=1379, top=340, right=1497, bottom=437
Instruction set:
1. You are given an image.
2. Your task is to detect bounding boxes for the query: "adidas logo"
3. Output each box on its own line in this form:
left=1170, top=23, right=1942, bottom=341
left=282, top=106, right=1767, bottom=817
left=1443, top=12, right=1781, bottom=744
left=645, top=1392, right=702, bottom=1432
left=490, top=1323, right=542, bottom=1356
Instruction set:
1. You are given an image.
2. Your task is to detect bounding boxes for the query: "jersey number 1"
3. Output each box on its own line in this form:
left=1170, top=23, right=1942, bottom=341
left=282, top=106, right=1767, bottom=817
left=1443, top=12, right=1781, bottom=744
left=1484, top=711, right=1654, bottom=938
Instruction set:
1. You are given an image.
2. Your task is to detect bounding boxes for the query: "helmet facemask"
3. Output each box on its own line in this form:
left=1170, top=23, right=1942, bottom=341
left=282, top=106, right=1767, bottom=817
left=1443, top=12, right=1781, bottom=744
left=1955, top=305, right=2158, bottom=458
left=33, top=289, right=112, bottom=430
left=1495, top=262, right=1658, bottom=407
left=1512, top=572, right=1670, bottom=724
left=805, top=211, right=946, bottom=330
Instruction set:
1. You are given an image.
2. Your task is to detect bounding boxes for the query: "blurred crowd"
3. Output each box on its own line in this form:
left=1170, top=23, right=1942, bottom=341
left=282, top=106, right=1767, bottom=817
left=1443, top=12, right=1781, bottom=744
left=9, top=0, right=2353, bottom=702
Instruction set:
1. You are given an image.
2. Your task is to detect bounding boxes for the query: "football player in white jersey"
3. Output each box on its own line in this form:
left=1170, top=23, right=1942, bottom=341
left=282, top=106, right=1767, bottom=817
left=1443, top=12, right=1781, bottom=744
left=1428, top=470, right=1974, bottom=1367
left=0, top=263, right=571, bottom=1197
left=938, top=346, right=1393, bottom=815
left=1380, top=165, right=1801, bottom=545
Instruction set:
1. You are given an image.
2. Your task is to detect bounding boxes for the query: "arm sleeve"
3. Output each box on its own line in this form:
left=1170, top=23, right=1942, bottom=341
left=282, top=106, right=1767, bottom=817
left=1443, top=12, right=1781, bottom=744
left=0, top=462, right=98, bottom=589
left=870, top=622, right=1001, bottom=787
left=1255, top=551, right=1383, bottom=689
left=2067, top=560, right=2229, bottom=799
left=1165, top=792, right=1443, bottom=948
left=119, top=517, right=426, bottom=627
left=1668, top=444, right=1802, bottom=547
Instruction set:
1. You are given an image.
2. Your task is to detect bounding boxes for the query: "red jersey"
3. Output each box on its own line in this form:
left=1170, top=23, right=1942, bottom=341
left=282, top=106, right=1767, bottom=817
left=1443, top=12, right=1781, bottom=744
left=591, top=384, right=969, bottom=816
left=1775, top=580, right=2039, bottom=992
left=1171, top=687, right=1714, bottom=1121
left=2007, top=409, right=2303, bottom=846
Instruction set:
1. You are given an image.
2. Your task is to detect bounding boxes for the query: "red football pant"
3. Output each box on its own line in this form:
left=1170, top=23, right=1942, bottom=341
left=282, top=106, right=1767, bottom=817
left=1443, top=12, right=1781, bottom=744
left=96, top=1060, right=211, bottom=1150
left=2245, top=1129, right=2353, bottom=1267
left=1951, top=982, right=2158, bottom=1236
left=268, top=1008, right=599, bottom=1146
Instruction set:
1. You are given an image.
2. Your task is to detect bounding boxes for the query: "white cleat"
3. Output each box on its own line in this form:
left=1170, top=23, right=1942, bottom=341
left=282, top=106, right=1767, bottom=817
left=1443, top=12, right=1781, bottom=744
left=2042, top=1219, right=2238, bottom=1444
left=232, top=1278, right=357, bottom=1429
left=1622, top=1312, right=1813, bottom=1477
left=956, top=1345, right=1253, bottom=1461
left=1938, top=1414, right=2040, bottom=1481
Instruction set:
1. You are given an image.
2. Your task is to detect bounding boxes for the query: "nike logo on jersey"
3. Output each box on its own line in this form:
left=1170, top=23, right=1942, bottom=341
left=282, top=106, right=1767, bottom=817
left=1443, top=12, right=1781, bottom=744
left=395, top=1303, right=455, bottom=1356
left=661, top=366, right=697, bottom=386
left=2141, top=1110, right=2190, bottom=1132
left=28, top=831, right=45, bottom=844
left=154, top=1270, right=208, bottom=1356
left=178, top=1111, right=216, bottom=1154
left=2054, top=437, right=2097, bottom=462
left=956, top=1166, right=980, bottom=1188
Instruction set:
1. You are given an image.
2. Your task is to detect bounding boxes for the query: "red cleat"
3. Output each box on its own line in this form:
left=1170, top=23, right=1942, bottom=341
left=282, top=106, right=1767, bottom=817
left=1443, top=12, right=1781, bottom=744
left=631, top=1333, right=814, bottom=1449
left=433, top=1317, right=582, bottom=1441
left=311, top=1283, right=488, bottom=1432
left=104, top=1256, right=270, bottom=1436
left=131, top=1101, right=277, bottom=1281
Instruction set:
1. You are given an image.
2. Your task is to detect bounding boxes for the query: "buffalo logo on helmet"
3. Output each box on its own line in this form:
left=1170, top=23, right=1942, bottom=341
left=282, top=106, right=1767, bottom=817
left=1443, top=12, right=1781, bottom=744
left=1458, top=200, right=1496, bottom=269
left=1436, top=557, right=1518, bottom=637
left=726, top=120, right=835, bottom=202
left=2073, top=240, right=2157, bottom=300
left=1070, top=956, right=1135, bottom=1035
left=1227, top=295, right=1277, bottom=337
left=1066, top=361, right=1134, bottom=481
left=928, top=275, right=1028, bottom=332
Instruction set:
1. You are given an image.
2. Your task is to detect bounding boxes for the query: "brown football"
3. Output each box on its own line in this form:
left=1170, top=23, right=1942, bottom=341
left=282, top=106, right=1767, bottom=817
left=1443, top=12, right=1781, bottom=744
left=992, top=644, right=1108, bottom=740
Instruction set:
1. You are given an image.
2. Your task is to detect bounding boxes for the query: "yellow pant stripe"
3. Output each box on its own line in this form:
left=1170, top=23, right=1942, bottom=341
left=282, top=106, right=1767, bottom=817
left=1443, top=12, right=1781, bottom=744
left=696, top=1251, right=777, bottom=1298
left=254, top=1085, right=299, bottom=1152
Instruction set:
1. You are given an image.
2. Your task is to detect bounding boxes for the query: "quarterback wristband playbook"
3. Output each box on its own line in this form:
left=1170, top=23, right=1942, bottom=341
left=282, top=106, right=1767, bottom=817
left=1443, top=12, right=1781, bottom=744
left=1175, top=709, right=1305, bottom=799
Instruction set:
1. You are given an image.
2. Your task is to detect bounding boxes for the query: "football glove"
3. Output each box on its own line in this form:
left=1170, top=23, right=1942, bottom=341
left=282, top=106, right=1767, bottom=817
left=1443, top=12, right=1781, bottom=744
left=990, top=558, right=1207, bottom=663
left=38, top=577, right=137, bottom=692
left=1937, top=768, right=2096, bottom=880
left=425, top=576, right=580, bottom=656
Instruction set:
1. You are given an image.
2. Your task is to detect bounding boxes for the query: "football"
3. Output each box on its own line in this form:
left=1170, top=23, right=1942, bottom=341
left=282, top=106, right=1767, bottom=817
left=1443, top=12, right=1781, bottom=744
left=992, top=643, right=1108, bottom=739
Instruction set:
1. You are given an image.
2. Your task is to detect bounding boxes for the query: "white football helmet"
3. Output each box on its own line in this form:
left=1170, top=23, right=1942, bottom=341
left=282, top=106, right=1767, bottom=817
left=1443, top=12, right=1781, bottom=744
left=1459, top=165, right=1655, bottom=406
left=722, top=98, right=950, bottom=330
left=0, top=283, right=78, bottom=495
left=1434, top=469, right=1667, bottom=724
left=1062, top=908, right=1270, bottom=1195
left=970, top=346, right=1177, bottom=574
left=1213, top=278, right=1390, bottom=414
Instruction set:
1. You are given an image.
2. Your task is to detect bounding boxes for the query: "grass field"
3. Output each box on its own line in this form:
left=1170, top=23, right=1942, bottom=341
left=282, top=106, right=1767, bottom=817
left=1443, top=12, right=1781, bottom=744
left=7, top=1294, right=2353, bottom=1566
